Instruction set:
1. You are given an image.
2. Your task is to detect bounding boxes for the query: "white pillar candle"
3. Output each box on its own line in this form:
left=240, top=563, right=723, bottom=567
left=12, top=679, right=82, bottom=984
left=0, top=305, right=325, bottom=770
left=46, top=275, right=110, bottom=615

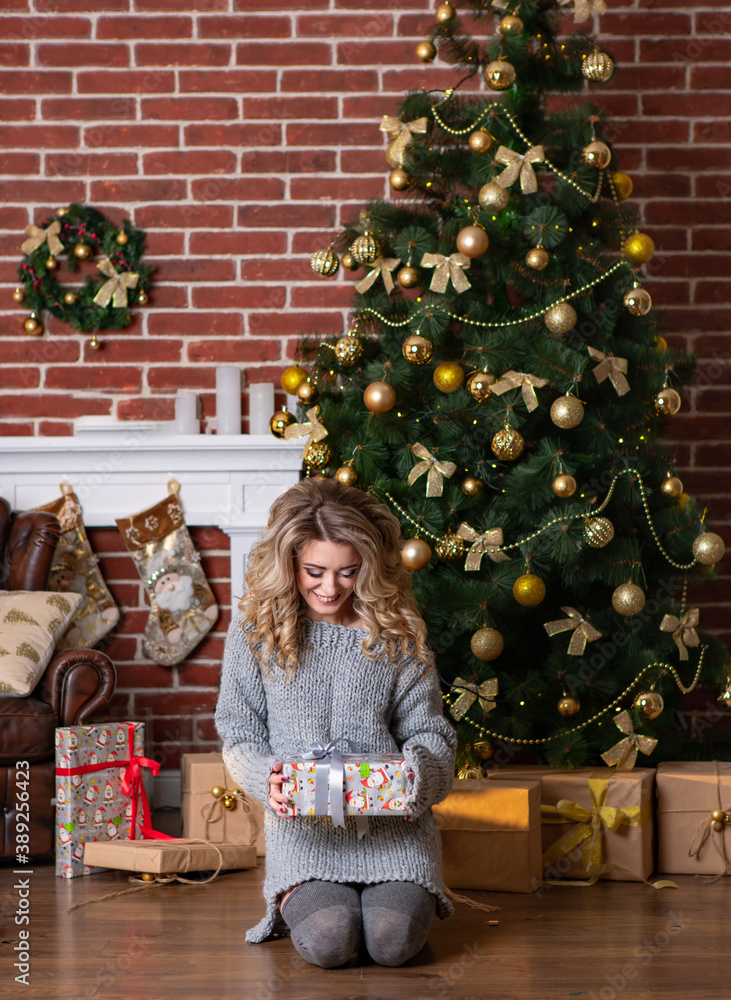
left=216, top=367, right=242, bottom=436
left=174, top=392, right=199, bottom=434
left=248, top=382, right=275, bottom=435
left=285, top=392, right=300, bottom=413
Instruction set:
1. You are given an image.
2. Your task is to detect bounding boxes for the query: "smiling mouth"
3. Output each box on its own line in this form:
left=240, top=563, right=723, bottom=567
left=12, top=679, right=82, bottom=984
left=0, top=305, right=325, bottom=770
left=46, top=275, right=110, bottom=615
left=314, top=594, right=340, bottom=604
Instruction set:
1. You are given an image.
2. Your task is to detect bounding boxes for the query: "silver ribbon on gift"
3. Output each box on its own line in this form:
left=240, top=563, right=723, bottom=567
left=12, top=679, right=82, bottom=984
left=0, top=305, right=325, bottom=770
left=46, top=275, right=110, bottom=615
left=300, top=739, right=370, bottom=838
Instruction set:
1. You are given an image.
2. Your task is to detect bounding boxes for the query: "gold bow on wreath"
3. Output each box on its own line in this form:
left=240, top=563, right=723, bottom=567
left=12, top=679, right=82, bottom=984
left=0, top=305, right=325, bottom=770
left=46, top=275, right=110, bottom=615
left=544, top=607, right=602, bottom=656
left=378, top=115, right=428, bottom=167
left=600, top=710, right=658, bottom=771
left=407, top=442, right=457, bottom=497
left=283, top=406, right=329, bottom=457
left=93, top=257, right=140, bottom=308
left=449, top=676, right=498, bottom=721
left=355, top=257, right=401, bottom=295
left=587, top=347, right=630, bottom=396
left=659, top=608, right=700, bottom=661
left=558, top=0, right=607, bottom=24
left=456, top=523, right=509, bottom=570
left=490, top=371, right=548, bottom=412
left=494, top=145, right=545, bottom=194
left=21, top=219, right=65, bottom=257
left=420, top=253, right=472, bottom=294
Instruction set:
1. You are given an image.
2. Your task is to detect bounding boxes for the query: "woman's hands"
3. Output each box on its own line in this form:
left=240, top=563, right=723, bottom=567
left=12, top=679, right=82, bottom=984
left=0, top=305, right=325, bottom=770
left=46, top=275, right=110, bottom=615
left=268, top=761, right=291, bottom=813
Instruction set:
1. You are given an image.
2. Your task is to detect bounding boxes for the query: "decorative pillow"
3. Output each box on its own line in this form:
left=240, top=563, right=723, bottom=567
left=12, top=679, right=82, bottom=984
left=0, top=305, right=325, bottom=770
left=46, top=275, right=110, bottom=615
left=0, top=590, right=83, bottom=698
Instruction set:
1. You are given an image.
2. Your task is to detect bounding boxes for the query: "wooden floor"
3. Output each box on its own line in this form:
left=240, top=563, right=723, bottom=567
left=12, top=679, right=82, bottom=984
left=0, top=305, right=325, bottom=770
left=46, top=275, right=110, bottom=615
left=2, top=835, right=729, bottom=1000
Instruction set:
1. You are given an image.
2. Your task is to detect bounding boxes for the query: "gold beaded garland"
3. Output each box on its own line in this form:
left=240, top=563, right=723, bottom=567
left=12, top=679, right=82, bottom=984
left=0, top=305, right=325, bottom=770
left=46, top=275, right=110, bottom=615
left=633, top=690, right=664, bottom=720
left=466, top=370, right=495, bottom=402
left=415, top=39, right=436, bottom=62
left=624, top=232, right=655, bottom=266
left=655, top=387, right=681, bottom=415
left=478, top=181, right=509, bottom=211
left=491, top=426, right=524, bottom=461
left=269, top=408, right=295, bottom=438
left=526, top=247, right=549, bottom=271
left=364, top=380, right=396, bottom=413
left=456, top=225, right=489, bottom=258
left=584, top=516, right=615, bottom=548
left=550, top=395, right=584, bottom=429
left=692, top=531, right=725, bottom=565
left=401, top=537, right=432, bottom=570
left=470, top=627, right=504, bottom=661
left=401, top=333, right=433, bottom=364
left=552, top=474, right=577, bottom=497
left=544, top=301, right=577, bottom=335
left=612, top=582, right=646, bottom=616
left=582, top=141, right=611, bottom=169
left=397, top=265, right=420, bottom=289
left=468, top=130, right=493, bottom=154
left=485, top=59, right=516, bottom=90
left=624, top=286, right=652, bottom=315
left=513, top=573, right=546, bottom=607
left=334, top=335, right=363, bottom=365
left=433, top=361, right=465, bottom=393
left=310, top=246, right=340, bottom=277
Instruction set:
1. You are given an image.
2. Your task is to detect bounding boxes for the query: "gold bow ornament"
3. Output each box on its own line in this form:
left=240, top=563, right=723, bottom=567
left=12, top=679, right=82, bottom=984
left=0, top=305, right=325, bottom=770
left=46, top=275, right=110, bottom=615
left=490, top=370, right=548, bottom=412
left=600, top=711, right=658, bottom=771
left=456, top=523, right=509, bottom=569
left=407, top=442, right=457, bottom=497
left=354, top=257, right=401, bottom=295
left=449, top=676, right=498, bottom=721
left=21, top=219, right=65, bottom=257
left=378, top=115, right=428, bottom=167
left=420, top=252, right=472, bottom=294
left=587, top=347, right=630, bottom=396
left=558, top=0, right=607, bottom=23
left=659, top=608, right=700, bottom=661
left=494, top=145, right=545, bottom=194
left=283, top=406, right=329, bottom=457
left=93, top=257, right=140, bottom=308
left=544, top=607, right=602, bottom=656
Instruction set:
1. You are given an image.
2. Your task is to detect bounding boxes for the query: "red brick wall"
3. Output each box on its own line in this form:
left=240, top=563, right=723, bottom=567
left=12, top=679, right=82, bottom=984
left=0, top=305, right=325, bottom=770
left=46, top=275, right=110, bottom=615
left=1, top=1, right=729, bottom=759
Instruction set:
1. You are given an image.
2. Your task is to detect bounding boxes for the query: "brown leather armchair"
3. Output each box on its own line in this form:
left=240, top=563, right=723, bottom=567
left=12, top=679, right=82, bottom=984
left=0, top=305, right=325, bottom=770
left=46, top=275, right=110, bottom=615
left=0, top=497, right=116, bottom=857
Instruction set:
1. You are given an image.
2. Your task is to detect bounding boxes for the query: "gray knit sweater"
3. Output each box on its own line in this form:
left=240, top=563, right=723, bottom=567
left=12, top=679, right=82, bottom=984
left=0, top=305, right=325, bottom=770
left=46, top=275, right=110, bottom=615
left=215, top=616, right=457, bottom=943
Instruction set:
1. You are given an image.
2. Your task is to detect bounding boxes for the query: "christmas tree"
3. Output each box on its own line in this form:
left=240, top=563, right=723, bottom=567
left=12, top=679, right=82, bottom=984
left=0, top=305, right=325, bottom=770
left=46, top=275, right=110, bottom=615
left=277, top=0, right=730, bottom=770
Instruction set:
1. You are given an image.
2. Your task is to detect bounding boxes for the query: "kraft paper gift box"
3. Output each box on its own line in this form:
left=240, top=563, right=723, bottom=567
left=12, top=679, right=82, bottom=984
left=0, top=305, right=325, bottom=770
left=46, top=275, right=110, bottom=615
left=55, top=722, right=157, bottom=879
left=432, top=778, right=542, bottom=893
left=181, top=752, right=265, bottom=856
left=487, top=766, right=655, bottom=881
left=84, top=838, right=257, bottom=875
left=656, top=761, right=731, bottom=877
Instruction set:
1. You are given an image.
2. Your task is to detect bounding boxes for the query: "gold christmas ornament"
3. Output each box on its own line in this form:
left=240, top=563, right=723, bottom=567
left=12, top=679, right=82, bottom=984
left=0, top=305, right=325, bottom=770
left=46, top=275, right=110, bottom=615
left=633, top=690, right=664, bottom=720
left=624, top=286, right=652, bottom=315
left=402, top=333, right=433, bottom=365
left=478, top=181, right=509, bottom=211
left=526, top=246, right=550, bottom=271
left=269, top=408, right=295, bottom=438
left=656, top=335, right=668, bottom=351
left=513, top=573, right=546, bottom=607
left=296, top=380, right=318, bottom=405
left=661, top=474, right=683, bottom=497
left=624, top=232, right=655, bottom=266
left=552, top=474, right=577, bottom=498
left=456, top=225, right=489, bottom=258
left=72, top=242, right=92, bottom=260
left=401, top=537, right=432, bottom=570
left=435, top=2, right=456, bottom=23
left=582, top=140, right=611, bottom=169
left=468, top=130, right=493, bottom=154
left=544, top=301, right=577, bottom=335
left=397, top=265, right=420, bottom=289
left=474, top=740, right=494, bottom=761
left=341, top=251, right=359, bottom=271
left=550, top=395, right=584, bottom=429
left=471, top=627, right=504, bottom=661
left=89, top=334, right=100, bottom=350
left=63, top=291, right=77, bottom=305
left=466, top=370, right=495, bottom=402
left=140, top=872, right=155, bottom=882
left=485, top=59, right=516, bottom=90
left=310, top=246, right=340, bottom=277
left=364, top=380, right=396, bottom=413
left=415, top=39, right=436, bottom=62
left=718, top=679, right=731, bottom=709
left=457, top=764, right=484, bottom=780
left=612, top=582, right=646, bottom=616
left=116, top=231, right=129, bottom=245
left=281, top=364, right=308, bottom=394
left=45, top=255, right=57, bottom=270
left=304, top=440, right=331, bottom=469
left=389, top=168, right=410, bottom=191
left=461, top=476, right=484, bottom=498
left=584, top=516, right=615, bottom=548
left=222, top=795, right=236, bottom=810
left=692, top=531, right=725, bottom=565
left=491, top=426, right=525, bottom=461
left=334, top=335, right=363, bottom=365
left=335, top=464, right=358, bottom=487
left=435, top=530, right=466, bottom=562
left=655, top=387, right=681, bottom=415
left=433, top=361, right=465, bottom=393
left=499, top=14, right=524, bottom=35
left=12, top=287, right=24, bottom=303
left=582, top=47, right=614, bottom=83
left=350, top=232, right=381, bottom=266
left=612, top=172, right=633, bottom=201
left=56, top=207, right=69, bottom=216
left=558, top=695, right=580, bottom=718
left=211, top=785, right=225, bottom=798
left=137, top=290, right=148, bottom=304
left=23, top=315, right=41, bottom=335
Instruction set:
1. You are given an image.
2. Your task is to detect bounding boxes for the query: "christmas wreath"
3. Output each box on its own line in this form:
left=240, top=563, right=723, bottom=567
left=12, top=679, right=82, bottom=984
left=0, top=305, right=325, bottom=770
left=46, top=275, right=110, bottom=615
left=16, top=203, right=153, bottom=345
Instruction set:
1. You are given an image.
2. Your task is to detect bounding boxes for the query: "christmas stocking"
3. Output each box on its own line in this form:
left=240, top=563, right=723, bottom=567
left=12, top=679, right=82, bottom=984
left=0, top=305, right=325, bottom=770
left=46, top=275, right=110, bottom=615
left=35, top=483, right=120, bottom=649
left=116, top=480, right=219, bottom=666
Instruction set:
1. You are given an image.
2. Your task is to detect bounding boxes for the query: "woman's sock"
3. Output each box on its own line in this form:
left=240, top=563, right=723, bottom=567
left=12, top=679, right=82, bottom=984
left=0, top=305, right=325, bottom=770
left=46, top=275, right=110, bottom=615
left=281, top=880, right=362, bottom=969
left=360, top=880, right=436, bottom=967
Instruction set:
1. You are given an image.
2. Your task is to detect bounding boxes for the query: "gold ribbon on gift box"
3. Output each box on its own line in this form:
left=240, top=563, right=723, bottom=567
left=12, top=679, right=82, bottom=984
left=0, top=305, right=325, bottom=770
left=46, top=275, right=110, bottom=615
left=659, top=608, right=700, bottom=661
left=21, top=219, right=65, bottom=257
left=420, top=252, right=472, bottom=294
left=456, top=523, right=509, bottom=570
left=355, top=257, right=401, bottom=295
left=378, top=115, right=428, bottom=167
left=493, top=145, right=545, bottom=194
left=284, top=405, right=329, bottom=456
left=407, top=442, right=456, bottom=497
left=490, top=371, right=548, bottom=411
left=587, top=347, right=630, bottom=397
left=93, top=256, right=140, bottom=308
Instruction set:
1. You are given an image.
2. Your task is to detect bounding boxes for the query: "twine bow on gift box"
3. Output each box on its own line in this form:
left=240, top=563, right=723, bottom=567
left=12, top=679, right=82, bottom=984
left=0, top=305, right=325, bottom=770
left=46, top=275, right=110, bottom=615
left=687, top=762, right=731, bottom=883
left=449, top=676, right=498, bottom=721
left=21, top=219, right=65, bottom=257
left=420, top=252, right=472, bottom=293
left=407, top=442, right=457, bottom=497
left=202, top=784, right=257, bottom=829
left=490, top=371, right=548, bottom=411
left=456, top=523, right=509, bottom=569
left=600, top=711, right=658, bottom=771
left=587, top=347, right=630, bottom=396
left=493, top=145, right=545, bottom=194
left=93, top=256, right=140, bottom=308
left=355, top=257, right=401, bottom=295
left=283, top=406, right=329, bottom=456
left=659, top=608, right=700, bottom=660
left=544, top=607, right=602, bottom=656
left=378, top=115, right=428, bottom=166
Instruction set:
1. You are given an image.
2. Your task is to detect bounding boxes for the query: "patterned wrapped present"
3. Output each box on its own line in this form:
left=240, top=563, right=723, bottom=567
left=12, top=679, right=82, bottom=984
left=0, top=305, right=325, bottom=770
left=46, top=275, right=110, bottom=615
left=487, top=765, right=655, bottom=881
left=55, top=722, right=158, bottom=878
left=657, top=761, right=731, bottom=877
left=84, top=838, right=256, bottom=875
left=181, top=752, right=265, bottom=856
left=432, top=778, right=542, bottom=893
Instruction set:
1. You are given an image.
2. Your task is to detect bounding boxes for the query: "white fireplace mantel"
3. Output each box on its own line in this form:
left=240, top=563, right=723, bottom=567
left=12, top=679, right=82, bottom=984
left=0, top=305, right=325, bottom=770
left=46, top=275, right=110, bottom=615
left=0, top=428, right=304, bottom=601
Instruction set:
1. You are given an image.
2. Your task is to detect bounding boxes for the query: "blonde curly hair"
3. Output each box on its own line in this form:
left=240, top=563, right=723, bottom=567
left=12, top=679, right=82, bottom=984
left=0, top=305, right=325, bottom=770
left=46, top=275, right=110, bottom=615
left=237, top=477, right=433, bottom=675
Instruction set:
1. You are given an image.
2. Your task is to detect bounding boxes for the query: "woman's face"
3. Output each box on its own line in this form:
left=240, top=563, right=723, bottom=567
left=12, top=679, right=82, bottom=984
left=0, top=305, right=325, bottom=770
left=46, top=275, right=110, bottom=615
left=296, top=538, right=362, bottom=625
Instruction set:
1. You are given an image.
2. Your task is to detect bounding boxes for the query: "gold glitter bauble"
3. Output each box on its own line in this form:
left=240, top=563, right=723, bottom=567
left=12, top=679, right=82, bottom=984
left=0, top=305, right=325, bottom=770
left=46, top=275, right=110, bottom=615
left=433, top=361, right=465, bottom=393
left=402, top=333, right=433, bottom=365
left=558, top=695, right=580, bottom=718
left=461, top=476, right=484, bottom=498
left=474, top=740, right=494, bottom=761
left=12, top=287, right=24, bottom=303
left=491, top=426, right=524, bottom=461
left=470, top=627, right=504, bottom=661
left=612, top=172, right=633, bottom=201
left=137, top=290, right=148, bottom=304
left=499, top=14, right=524, bottom=35
left=45, top=255, right=57, bottom=270
left=334, top=335, right=363, bottom=365
left=513, top=573, right=546, bottom=607
left=304, top=440, right=331, bottom=469
left=550, top=395, right=584, bottom=429
left=389, top=168, right=410, bottom=190
left=350, top=232, right=381, bottom=266
left=435, top=2, right=456, bottom=23
left=468, top=130, right=493, bottom=154
left=661, top=474, right=683, bottom=497
left=297, top=380, right=318, bottom=405
left=401, top=537, right=432, bottom=570
left=435, top=530, right=466, bottom=562
left=544, top=301, right=577, bottom=335
left=281, top=364, right=308, bottom=394
left=363, top=380, right=396, bottom=413
left=466, top=370, right=495, bottom=402
left=73, top=242, right=92, bottom=260
left=485, top=59, right=516, bottom=90
left=624, top=232, right=655, bottom=266
left=692, top=531, right=725, bottom=565
left=116, top=231, right=128, bottom=245
left=269, top=408, right=295, bottom=438
left=341, top=251, right=359, bottom=271
left=63, top=291, right=77, bottom=305
left=397, top=265, right=420, bottom=289
left=335, top=465, right=358, bottom=487
left=582, top=48, right=614, bottom=83
left=552, top=474, right=577, bottom=497
left=582, top=140, right=611, bottom=169
left=584, top=516, right=615, bottom=548
left=612, top=582, right=646, bottom=616
left=624, top=286, right=652, bottom=315
left=310, top=246, right=340, bottom=277
left=456, top=225, right=489, bottom=258
left=633, top=691, right=664, bottom=720
left=478, top=180, right=509, bottom=211
left=23, top=315, right=41, bottom=335
left=415, top=39, right=436, bottom=63
left=655, top=387, right=681, bottom=415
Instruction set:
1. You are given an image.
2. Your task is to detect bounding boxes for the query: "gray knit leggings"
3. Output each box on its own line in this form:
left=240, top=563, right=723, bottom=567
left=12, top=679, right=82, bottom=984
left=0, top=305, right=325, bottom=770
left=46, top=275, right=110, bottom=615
left=280, top=879, right=436, bottom=968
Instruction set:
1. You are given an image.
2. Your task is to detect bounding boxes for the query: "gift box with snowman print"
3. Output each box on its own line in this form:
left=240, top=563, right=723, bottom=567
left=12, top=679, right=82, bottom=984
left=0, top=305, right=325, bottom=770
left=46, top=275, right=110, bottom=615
left=54, top=722, right=154, bottom=878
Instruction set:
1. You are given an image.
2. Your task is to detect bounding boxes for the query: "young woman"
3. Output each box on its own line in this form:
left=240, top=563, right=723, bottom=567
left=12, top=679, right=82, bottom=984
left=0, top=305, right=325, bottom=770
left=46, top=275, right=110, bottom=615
left=215, top=477, right=456, bottom=968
